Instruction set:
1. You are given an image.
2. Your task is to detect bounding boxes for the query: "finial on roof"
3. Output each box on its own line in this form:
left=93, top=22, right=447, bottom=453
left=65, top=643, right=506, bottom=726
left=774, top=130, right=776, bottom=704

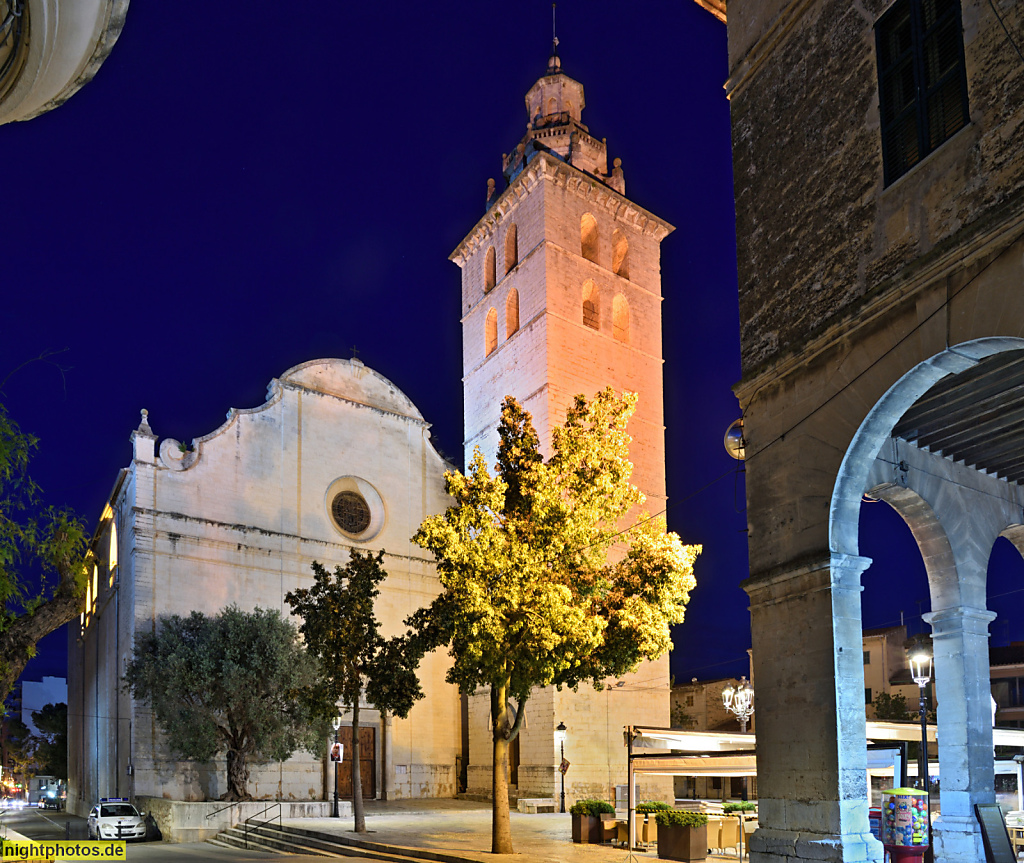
left=547, top=3, right=561, bottom=74
left=137, top=408, right=153, bottom=436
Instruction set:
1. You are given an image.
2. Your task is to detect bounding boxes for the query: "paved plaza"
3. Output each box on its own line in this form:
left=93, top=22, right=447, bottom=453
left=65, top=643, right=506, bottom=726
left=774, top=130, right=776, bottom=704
left=282, top=799, right=744, bottom=862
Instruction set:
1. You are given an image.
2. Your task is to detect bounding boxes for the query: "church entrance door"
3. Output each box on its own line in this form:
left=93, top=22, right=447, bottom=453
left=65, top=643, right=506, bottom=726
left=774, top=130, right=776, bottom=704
left=336, top=726, right=376, bottom=800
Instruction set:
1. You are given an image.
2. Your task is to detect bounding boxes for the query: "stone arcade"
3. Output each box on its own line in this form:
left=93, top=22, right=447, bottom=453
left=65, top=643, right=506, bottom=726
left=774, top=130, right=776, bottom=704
left=700, top=1, right=1024, bottom=861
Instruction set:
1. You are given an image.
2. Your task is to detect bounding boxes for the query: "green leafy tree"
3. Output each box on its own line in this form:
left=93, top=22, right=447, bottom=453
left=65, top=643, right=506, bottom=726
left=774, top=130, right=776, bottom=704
left=30, top=702, right=67, bottom=780
left=0, top=403, right=88, bottom=700
left=871, top=692, right=911, bottom=721
left=2, top=714, right=38, bottom=790
left=285, top=551, right=423, bottom=832
left=123, top=605, right=327, bottom=800
left=409, top=390, right=700, bottom=853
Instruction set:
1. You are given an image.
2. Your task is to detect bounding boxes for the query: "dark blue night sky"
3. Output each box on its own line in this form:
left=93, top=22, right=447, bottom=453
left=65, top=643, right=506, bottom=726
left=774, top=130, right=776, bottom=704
left=5, top=1, right=1021, bottom=691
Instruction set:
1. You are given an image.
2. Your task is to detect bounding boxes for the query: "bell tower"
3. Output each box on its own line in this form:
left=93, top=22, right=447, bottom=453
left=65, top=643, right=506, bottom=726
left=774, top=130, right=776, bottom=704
left=451, top=49, right=676, bottom=804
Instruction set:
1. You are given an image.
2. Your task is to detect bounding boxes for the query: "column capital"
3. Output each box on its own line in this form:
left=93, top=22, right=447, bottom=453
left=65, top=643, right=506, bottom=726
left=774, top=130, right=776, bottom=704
left=924, top=606, right=997, bottom=637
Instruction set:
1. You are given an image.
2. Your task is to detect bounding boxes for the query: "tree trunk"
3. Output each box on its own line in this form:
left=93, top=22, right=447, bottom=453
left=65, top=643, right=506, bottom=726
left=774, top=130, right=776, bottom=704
left=352, top=700, right=365, bottom=832
left=490, top=681, right=527, bottom=855
left=224, top=748, right=252, bottom=801
left=491, top=714, right=512, bottom=853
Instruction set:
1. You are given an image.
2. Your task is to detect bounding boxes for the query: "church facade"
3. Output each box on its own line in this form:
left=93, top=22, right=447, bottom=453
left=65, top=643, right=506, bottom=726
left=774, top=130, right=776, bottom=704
left=67, top=359, right=459, bottom=810
left=68, top=53, right=679, bottom=812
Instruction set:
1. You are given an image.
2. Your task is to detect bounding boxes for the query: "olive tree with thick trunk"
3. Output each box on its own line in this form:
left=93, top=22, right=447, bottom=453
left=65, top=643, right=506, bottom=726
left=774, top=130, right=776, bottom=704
left=409, top=389, right=700, bottom=854
left=124, top=605, right=326, bottom=800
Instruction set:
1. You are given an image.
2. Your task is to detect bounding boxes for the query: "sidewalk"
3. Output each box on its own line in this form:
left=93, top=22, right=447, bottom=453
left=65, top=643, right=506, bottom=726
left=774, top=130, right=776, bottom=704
left=282, top=799, right=744, bottom=862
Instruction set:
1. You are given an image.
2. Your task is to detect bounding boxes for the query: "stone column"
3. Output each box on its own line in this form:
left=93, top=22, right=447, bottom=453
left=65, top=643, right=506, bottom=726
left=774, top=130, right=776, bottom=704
left=382, top=711, right=394, bottom=801
left=923, top=606, right=997, bottom=863
left=745, top=554, right=882, bottom=863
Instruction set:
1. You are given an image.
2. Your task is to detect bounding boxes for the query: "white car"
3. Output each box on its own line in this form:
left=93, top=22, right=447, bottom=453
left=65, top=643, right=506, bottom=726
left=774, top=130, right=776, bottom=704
left=87, top=798, right=147, bottom=841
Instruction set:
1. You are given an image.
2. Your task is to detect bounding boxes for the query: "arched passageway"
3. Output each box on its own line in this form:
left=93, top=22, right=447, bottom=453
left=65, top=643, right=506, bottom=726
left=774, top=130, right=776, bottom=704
left=826, top=338, right=1024, bottom=862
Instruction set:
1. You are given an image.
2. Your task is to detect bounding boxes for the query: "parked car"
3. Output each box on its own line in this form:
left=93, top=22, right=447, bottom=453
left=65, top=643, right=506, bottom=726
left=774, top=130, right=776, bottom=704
left=87, top=798, right=147, bottom=841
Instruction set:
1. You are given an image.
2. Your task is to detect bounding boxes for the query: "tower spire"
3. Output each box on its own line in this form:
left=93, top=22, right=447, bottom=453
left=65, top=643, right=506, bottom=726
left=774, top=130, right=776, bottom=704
left=548, top=3, right=561, bottom=74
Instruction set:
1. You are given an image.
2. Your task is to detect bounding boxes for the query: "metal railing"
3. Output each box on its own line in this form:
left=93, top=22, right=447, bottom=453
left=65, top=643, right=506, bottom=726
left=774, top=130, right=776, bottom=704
left=204, top=801, right=237, bottom=821
left=243, top=802, right=281, bottom=850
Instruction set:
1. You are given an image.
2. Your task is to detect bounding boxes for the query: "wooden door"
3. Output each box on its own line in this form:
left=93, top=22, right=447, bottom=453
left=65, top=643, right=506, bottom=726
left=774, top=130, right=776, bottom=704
left=336, top=726, right=376, bottom=800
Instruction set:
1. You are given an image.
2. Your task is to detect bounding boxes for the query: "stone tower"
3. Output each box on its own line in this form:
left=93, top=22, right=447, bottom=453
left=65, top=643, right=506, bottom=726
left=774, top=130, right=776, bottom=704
left=450, top=51, right=675, bottom=804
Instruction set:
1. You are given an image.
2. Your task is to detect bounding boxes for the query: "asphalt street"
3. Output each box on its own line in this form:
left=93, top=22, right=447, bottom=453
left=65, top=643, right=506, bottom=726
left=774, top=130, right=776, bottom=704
left=0, top=807, right=380, bottom=862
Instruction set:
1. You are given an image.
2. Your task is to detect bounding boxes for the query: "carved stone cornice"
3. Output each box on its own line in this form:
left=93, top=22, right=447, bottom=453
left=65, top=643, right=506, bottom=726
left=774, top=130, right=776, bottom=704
left=451, top=152, right=673, bottom=266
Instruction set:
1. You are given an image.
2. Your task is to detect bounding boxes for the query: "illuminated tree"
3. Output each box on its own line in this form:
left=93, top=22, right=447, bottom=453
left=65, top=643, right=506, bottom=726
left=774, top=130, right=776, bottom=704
left=0, top=402, right=88, bottom=701
left=409, top=389, right=700, bottom=854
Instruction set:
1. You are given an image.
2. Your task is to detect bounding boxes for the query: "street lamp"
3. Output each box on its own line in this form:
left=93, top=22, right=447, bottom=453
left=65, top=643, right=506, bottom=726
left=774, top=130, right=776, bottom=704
left=555, top=721, right=567, bottom=814
left=722, top=676, right=755, bottom=733
left=908, top=641, right=933, bottom=844
left=331, top=716, right=342, bottom=818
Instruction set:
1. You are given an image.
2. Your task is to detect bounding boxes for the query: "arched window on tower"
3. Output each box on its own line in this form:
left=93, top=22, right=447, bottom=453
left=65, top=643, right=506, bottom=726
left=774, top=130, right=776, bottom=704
left=485, top=308, right=498, bottom=356
left=613, top=294, right=630, bottom=343
left=582, top=280, right=600, bottom=330
left=484, top=247, right=496, bottom=292
left=546, top=96, right=557, bottom=116
left=581, top=214, right=598, bottom=263
left=612, top=229, right=629, bottom=279
left=506, top=288, right=520, bottom=337
left=505, top=224, right=518, bottom=273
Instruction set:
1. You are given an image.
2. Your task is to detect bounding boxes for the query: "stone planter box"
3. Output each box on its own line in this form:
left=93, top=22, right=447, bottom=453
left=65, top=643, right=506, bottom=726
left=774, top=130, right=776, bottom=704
left=657, top=823, right=708, bottom=861
left=571, top=813, right=606, bottom=843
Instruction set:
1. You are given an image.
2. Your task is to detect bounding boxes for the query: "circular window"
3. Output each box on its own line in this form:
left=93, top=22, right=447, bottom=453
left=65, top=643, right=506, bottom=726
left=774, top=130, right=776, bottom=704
left=331, top=491, right=371, bottom=534
left=324, top=476, right=385, bottom=542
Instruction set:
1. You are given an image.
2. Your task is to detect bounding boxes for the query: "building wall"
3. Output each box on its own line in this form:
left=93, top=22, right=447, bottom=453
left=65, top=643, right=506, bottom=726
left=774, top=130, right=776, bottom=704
left=68, top=359, right=460, bottom=812
left=721, top=1, right=1024, bottom=858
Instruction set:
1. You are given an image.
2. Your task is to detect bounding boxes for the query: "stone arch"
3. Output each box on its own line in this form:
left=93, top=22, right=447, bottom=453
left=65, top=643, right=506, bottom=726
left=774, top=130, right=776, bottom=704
left=826, top=336, right=1024, bottom=862
left=582, top=280, right=600, bottom=330
left=612, top=229, right=629, bottom=278
left=546, top=96, right=557, bottom=116
left=506, top=288, right=519, bottom=337
left=485, top=308, right=498, bottom=356
left=612, top=294, right=629, bottom=342
left=581, top=213, right=598, bottom=263
left=505, top=224, right=518, bottom=273
left=484, top=247, right=496, bottom=292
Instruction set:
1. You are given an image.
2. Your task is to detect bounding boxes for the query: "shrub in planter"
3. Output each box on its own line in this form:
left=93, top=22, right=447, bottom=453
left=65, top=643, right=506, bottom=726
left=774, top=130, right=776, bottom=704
left=654, top=810, right=709, bottom=862
left=722, top=801, right=756, bottom=813
left=570, top=800, right=616, bottom=843
left=637, top=801, right=672, bottom=814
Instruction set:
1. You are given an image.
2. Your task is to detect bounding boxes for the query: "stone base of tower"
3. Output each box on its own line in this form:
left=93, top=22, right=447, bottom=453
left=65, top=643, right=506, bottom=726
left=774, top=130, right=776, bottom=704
left=465, top=656, right=674, bottom=807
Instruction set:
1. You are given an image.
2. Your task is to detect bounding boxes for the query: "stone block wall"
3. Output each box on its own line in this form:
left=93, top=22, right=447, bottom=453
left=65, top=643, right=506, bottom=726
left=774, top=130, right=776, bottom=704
left=728, top=0, right=1024, bottom=376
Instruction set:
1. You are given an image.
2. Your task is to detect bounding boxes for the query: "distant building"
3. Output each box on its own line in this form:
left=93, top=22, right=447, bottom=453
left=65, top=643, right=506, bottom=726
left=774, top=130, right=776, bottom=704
left=991, top=644, right=1024, bottom=729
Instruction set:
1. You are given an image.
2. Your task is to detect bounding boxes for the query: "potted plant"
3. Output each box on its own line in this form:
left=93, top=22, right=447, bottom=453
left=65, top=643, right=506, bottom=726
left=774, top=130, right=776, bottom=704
left=570, top=799, right=615, bottom=843
left=654, top=809, right=709, bottom=862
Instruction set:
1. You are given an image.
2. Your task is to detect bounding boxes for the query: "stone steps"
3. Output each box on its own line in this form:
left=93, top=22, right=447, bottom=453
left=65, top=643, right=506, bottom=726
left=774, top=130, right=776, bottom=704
left=210, top=823, right=479, bottom=862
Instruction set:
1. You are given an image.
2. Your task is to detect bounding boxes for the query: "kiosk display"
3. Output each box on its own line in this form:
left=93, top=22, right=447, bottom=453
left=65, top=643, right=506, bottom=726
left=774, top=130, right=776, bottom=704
left=881, top=788, right=928, bottom=861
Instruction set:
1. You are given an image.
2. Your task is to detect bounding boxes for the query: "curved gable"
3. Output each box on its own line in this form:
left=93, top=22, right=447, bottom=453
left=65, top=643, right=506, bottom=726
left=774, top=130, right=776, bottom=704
left=280, top=358, right=423, bottom=421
